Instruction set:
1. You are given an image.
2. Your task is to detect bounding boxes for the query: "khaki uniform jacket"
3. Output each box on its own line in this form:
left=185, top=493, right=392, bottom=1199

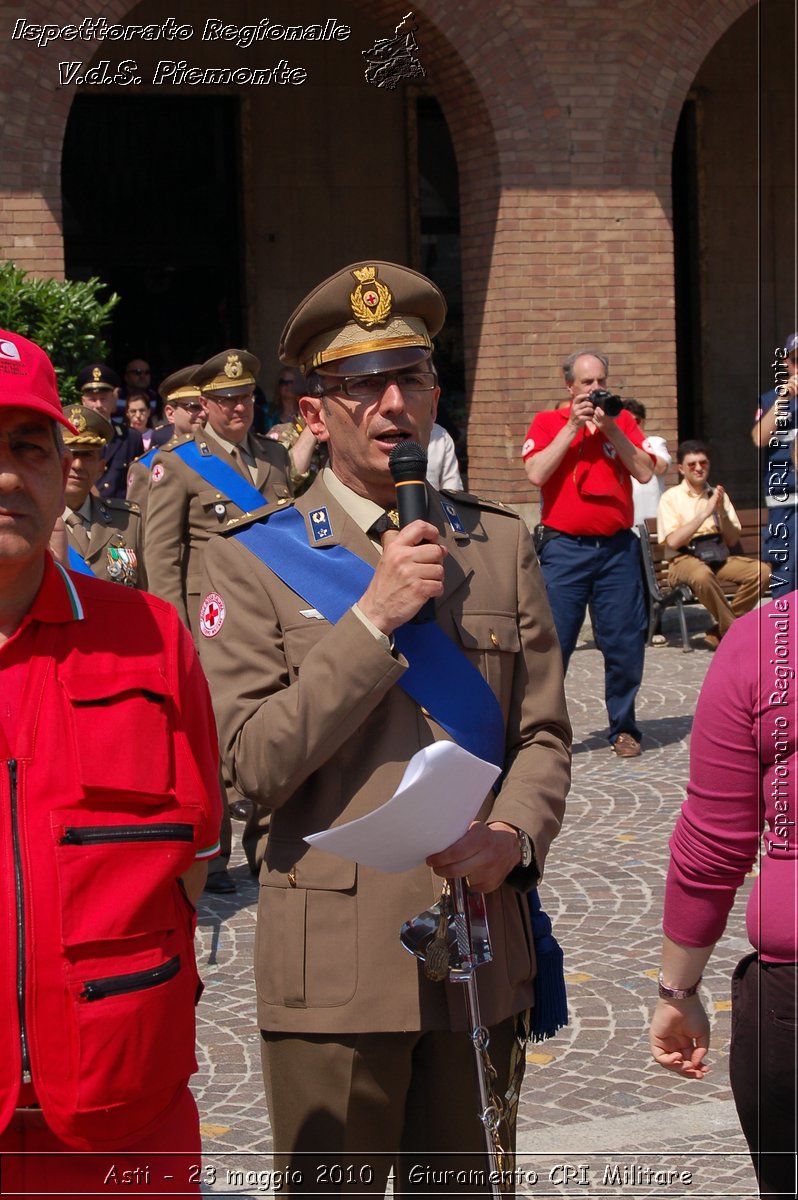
left=65, top=494, right=147, bottom=589
left=199, top=475, right=571, bottom=1035
left=125, top=431, right=184, bottom=517
left=144, top=429, right=292, bottom=629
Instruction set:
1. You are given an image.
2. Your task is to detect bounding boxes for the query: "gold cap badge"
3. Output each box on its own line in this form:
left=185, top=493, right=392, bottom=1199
left=350, top=266, right=393, bottom=329
left=224, top=354, right=243, bottom=380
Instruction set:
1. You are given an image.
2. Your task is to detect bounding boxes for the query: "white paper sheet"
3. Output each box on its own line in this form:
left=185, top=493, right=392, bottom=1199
left=304, top=742, right=502, bottom=873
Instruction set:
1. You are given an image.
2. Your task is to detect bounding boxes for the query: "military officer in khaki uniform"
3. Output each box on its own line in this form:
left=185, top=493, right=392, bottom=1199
left=144, top=349, right=292, bottom=631
left=145, top=350, right=292, bottom=894
left=61, top=404, right=146, bottom=588
left=126, top=366, right=206, bottom=513
left=198, top=262, right=571, bottom=1190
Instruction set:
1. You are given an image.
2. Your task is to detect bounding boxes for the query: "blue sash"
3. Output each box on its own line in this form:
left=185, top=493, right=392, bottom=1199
left=137, top=446, right=159, bottom=471
left=235, top=506, right=505, bottom=767
left=172, top=440, right=264, bottom=511
left=67, top=546, right=94, bottom=577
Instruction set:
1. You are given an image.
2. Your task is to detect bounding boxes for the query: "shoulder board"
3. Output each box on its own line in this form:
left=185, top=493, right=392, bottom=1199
left=160, top=434, right=194, bottom=454
left=105, top=497, right=140, bottom=513
left=439, top=490, right=521, bottom=518
left=222, top=497, right=296, bottom=537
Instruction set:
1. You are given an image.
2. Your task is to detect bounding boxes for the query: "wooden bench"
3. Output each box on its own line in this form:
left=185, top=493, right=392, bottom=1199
left=638, top=508, right=767, bottom=652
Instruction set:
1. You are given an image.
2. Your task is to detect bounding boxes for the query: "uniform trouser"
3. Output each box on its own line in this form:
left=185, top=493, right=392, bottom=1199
left=261, top=1018, right=520, bottom=1196
left=762, top=506, right=798, bottom=598
left=667, top=554, right=770, bottom=637
left=538, top=529, right=646, bottom=743
left=0, top=1084, right=201, bottom=1197
left=729, top=954, right=797, bottom=1198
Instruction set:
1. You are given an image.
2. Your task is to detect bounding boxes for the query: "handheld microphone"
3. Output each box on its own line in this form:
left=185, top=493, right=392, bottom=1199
left=389, top=440, right=435, bottom=624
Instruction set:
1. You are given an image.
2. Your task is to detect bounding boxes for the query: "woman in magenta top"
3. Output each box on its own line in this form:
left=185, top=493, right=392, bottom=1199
left=649, top=592, right=797, bottom=1197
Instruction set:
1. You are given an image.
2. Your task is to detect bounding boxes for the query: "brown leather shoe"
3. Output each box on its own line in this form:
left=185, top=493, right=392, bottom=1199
left=703, top=625, right=721, bottom=650
left=612, top=732, right=642, bottom=758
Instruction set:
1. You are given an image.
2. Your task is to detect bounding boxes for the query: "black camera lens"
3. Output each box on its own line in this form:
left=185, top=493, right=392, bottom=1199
left=587, top=389, right=623, bottom=417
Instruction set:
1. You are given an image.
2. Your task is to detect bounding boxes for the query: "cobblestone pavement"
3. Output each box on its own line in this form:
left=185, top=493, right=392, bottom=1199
left=192, top=608, right=762, bottom=1198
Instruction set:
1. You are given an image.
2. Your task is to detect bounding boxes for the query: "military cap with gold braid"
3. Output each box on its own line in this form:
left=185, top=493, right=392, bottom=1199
left=279, top=261, right=447, bottom=377
left=190, top=350, right=260, bottom=397
left=61, top=404, right=114, bottom=447
left=158, top=365, right=202, bottom=405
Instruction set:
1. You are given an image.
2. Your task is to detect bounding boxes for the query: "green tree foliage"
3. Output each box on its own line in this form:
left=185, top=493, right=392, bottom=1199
left=0, top=263, right=119, bottom=404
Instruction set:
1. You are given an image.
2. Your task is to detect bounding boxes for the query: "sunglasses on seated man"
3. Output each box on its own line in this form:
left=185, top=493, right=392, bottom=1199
left=313, top=369, right=436, bottom=399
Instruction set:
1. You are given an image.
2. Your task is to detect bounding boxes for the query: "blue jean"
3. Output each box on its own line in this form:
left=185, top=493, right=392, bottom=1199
left=538, top=529, right=646, bottom=743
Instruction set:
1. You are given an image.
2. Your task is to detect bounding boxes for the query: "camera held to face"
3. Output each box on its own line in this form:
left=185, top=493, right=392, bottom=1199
left=587, top=388, right=624, bottom=417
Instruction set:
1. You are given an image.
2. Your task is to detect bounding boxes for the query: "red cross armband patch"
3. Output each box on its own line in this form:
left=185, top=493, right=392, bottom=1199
left=199, top=592, right=226, bottom=638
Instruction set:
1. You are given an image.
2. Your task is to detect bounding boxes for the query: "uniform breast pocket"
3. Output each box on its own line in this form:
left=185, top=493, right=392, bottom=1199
left=198, top=486, right=230, bottom=524
left=452, top=611, right=520, bottom=705
left=60, top=668, right=175, bottom=798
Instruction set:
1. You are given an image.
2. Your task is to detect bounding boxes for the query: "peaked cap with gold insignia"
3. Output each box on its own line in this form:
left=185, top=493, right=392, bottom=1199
left=159, top=365, right=203, bottom=405
left=61, top=404, right=114, bottom=447
left=279, top=261, right=446, bottom=377
left=75, top=363, right=120, bottom=393
left=191, top=350, right=260, bottom=397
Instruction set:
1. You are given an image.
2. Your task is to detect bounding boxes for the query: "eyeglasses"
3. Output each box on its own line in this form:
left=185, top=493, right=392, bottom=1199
left=683, top=459, right=709, bottom=469
left=317, top=370, right=435, bottom=400
left=208, top=392, right=254, bottom=406
left=175, top=401, right=203, bottom=414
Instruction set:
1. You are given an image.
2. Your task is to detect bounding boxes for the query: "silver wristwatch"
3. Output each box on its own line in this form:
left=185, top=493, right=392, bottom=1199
left=515, top=827, right=533, bottom=869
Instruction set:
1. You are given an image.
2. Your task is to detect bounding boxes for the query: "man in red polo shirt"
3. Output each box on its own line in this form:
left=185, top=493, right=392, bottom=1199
left=0, top=329, right=221, bottom=1194
left=522, top=350, right=655, bottom=757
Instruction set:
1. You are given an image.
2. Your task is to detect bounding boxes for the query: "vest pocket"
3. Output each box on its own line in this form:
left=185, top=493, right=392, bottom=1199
left=53, top=813, right=199, bottom=946
left=60, top=669, right=175, bottom=797
left=68, top=945, right=198, bottom=1112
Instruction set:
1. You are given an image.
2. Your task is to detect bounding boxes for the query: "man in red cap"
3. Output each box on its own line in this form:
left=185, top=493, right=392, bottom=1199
left=0, top=330, right=221, bottom=1194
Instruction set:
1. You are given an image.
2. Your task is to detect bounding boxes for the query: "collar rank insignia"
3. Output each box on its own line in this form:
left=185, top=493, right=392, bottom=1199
left=308, top=506, right=333, bottom=542
left=441, top=500, right=467, bottom=537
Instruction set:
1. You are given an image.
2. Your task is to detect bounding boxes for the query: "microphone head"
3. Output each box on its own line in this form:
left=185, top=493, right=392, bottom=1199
left=389, top=440, right=428, bottom=484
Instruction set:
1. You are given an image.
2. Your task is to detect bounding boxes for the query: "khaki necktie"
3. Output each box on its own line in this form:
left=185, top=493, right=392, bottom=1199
left=230, top=445, right=257, bottom=484
left=65, top=510, right=90, bottom=556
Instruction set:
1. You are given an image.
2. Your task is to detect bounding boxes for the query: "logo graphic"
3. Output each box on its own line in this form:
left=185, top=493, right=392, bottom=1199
left=151, top=463, right=165, bottom=483
left=199, top=592, right=226, bottom=638
left=362, top=12, right=426, bottom=90
left=0, top=339, right=21, bottom=361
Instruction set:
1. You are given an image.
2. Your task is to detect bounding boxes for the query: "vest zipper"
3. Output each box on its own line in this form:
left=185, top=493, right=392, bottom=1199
left=80, top=954, right=181, bottom=1001
left=60, top=823, right=193, bottom=845
left=8, top=760, right=32, bottom=1083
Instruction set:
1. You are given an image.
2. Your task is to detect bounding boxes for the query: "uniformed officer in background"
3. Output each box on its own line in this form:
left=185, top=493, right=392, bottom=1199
left=77, top=363, right=144, bottom=501
left=126, top=365, right=206, bottom=513
left=144, top=349, right=292, bottom=631
left=61, top=403, right=146, bottom=588
left=144, top=349, right=294, bottom=894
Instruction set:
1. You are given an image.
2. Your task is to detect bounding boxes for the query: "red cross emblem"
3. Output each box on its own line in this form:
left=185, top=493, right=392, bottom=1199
left=363, top=290, right=378, bottom=307
left=199, top=592, right=226, bottom=638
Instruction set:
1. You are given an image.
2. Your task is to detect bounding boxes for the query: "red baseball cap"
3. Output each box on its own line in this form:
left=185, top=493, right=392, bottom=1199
left=0, top=329, right=77, bottom=432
